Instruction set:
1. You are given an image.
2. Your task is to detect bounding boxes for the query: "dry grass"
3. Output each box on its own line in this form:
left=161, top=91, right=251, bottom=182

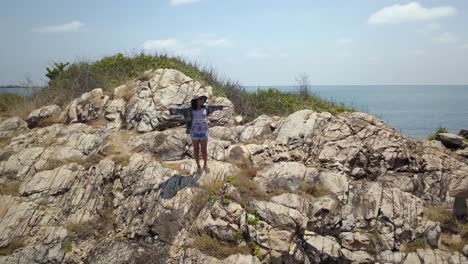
left=424, top=206, right=458, bottom=230
left=100, top=131, right=136, bottom=166
left=0, top=137, right=10, bottom=149
left=191, top=179, right=224, bottom=218
left=298, top=182, right=331, bottom=197
left=63, top=238, right=73, bottom=253
left=0, top=180, right=21, bottom=196
left=66, top=221, right=100, bottom=240
left=401, top=238, right=430, bottom=253
left=87, top=114, right=108, bottom=128
left=227, top=164, right=270, bottom=208
left=0, top=240, right=25, bottom=256
left=190, top=234, right=250, bottom=259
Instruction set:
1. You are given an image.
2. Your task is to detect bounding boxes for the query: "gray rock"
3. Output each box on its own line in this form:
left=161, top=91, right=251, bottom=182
left=460, top=129, right=468, bottom=139
left=0, top=116, right=28, bottom=138
left=64, top=88, right=110, bottom=124
left=255, top=162, right=306, bottom=192
left=303, top=231, right=343, bottom=263
left=27, top=104, right=62, bottom=128
left=436, top=133, right=466, bottom=149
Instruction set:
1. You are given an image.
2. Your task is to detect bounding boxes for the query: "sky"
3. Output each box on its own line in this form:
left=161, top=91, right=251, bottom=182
left=1, top=0, right=468, bottom=86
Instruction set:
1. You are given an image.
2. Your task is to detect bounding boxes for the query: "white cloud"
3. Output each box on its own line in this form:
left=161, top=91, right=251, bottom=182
left=337, top=37, right=353, bottom=45
left=409, top=49, right=425, bottom=56
left=434, top=32, right=459, bottom=43
left=368, top=2, right=456, bottom=25
left=142, top=38, right=200, bottom=56
left=245, top=49, right=288, bottom=59
left=427, top=23, right=441, bottom=31
left=32, top=20, right=84, bottom=33
left=170, top=0, right=200, bottom=6
left=246, top=50, right=272, bottom=59
left=194, top=35, right=233, bottom=48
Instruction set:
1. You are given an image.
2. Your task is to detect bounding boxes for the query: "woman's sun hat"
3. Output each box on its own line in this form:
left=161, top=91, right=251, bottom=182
left=191, top=92, right=209, bottom=104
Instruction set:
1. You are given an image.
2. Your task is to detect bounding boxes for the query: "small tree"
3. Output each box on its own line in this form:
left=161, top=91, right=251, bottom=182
left=296, top=73, right=311, bottom=98
left=46, top=62, right=69, bottom=81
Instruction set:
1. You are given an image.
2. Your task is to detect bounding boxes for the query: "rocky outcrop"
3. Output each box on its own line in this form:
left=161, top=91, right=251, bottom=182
left=436, top=133, right=466, bottom=149
left=0, top=68, right=466, bottom=264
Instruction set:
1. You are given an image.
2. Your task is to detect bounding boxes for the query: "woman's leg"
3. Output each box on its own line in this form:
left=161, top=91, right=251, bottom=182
left=192, top=139, right=201, bottom=170
left=200, top=138, right=208, bottom=170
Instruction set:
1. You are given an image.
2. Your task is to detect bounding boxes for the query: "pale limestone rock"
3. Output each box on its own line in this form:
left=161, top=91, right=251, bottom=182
left=64, top=88, right=109, bottom=123
left=255, top=162, right=306, bottom=192
left=19, top=163, right=82, bottom=197
left=303, top=231, right=342, bottom=263
left=0, top=116, right=28, bottom=138
left=270, top=193, right=308, bottom=212
left=27, top=104, right=62, bottom=128
left=238, top=115, right=274, bottom=143
left=340, top=248, right=374, bottom=264
left=275, top=110, right=318, bottom=145
left=251, top=200, right=305, bottom=230
left=339, top=232, right=371, bottom=251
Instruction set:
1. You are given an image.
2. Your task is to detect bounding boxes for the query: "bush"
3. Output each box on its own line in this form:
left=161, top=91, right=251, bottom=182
left=2, top=53, right=353, bottom=121
left=428, top=127, right=448, bottom=140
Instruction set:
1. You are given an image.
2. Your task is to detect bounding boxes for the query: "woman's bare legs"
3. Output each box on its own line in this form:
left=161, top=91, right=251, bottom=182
left=200, top=138, right=208, bottom=171
left=192, top=139, right=201, bottom=170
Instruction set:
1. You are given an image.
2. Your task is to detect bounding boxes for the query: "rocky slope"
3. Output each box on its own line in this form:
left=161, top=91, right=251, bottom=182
left=0, top=69, right=467, bottom=264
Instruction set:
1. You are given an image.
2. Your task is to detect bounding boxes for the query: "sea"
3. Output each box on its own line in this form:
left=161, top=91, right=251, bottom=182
left=245, top=85, right=468, bottom=139
left=2, top=85, right=467, bottom=139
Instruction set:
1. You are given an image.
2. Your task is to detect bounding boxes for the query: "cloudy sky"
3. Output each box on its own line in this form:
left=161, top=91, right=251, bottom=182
left=1, top=0, right=468, bottom=85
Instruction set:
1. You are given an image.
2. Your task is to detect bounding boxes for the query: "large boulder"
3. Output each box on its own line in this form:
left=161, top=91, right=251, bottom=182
left=436, top=133, right=466, bottom=149
left=64, top=88, right=110, bottom=123
left=0, top=116, right=28, bottom=138
left=27, top=104, right=62, bottom=128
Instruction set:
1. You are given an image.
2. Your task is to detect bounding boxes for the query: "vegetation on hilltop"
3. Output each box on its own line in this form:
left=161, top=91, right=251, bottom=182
left=0, top=53, right=353, bottom=120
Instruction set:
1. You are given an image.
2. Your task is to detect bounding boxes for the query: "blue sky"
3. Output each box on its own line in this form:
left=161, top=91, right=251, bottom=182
left=1, top=0, right=468, bottom=85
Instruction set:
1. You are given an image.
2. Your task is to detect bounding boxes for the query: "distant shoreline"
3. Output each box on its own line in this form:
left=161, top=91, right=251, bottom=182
left=0, top=85, right=43, bottom=89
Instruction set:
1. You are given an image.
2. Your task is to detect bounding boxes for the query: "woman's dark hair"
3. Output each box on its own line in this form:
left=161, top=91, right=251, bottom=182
left=191, top=99, right=198, bottom=110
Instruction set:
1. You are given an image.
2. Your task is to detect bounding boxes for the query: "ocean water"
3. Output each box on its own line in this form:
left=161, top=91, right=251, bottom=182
left=245, top=85, right=468, bottom=139
left=2, top=85, right=467, bottom=139
left=0, top=87, right=42, bottom=96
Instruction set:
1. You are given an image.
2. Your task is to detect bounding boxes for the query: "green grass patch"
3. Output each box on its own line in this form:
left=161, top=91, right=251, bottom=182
left=427, top=127, right=448, bottom=140
left=2, top=53, right=353, bottom=121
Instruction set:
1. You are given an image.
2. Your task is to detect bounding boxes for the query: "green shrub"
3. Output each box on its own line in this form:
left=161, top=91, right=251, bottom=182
left=46, top=62, right=69, bottom=81
left=222, top=198, right=231, bottom=205
left=226, top=176, right=239, bottom=187
left=247, top=214, right=260, bottom=226
left=428, top=127, right=448, bottom=140
left=2, top=53, right=353, bottom=121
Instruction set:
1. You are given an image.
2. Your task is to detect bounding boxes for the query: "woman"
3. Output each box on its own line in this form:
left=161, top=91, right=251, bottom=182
left=189, top=94, right=210, bottom=172
left=168, top=94, right=224, bottom=172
